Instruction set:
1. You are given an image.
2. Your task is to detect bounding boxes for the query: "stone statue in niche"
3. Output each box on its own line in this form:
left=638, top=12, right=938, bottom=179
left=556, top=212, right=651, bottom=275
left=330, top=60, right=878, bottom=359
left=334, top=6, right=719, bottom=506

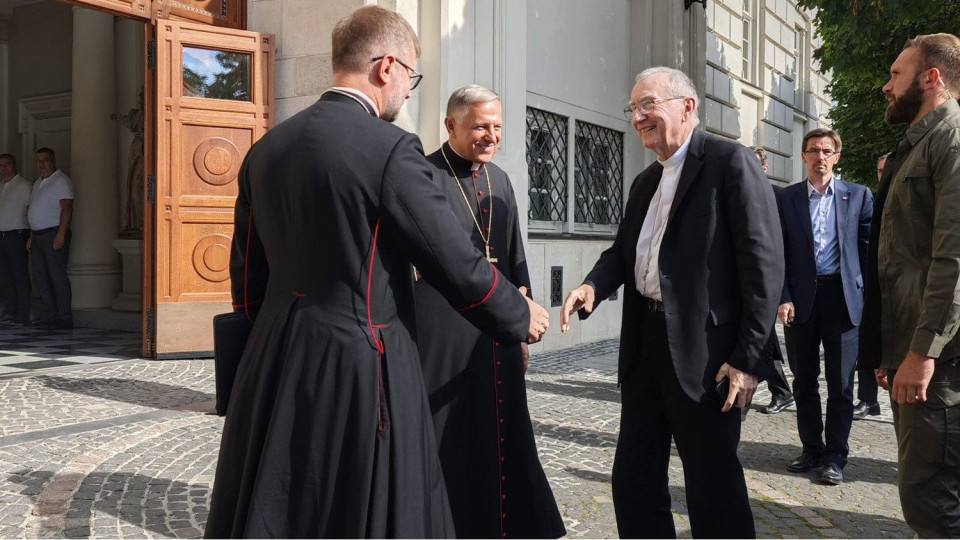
left=113, top=88, right=144, bottom=238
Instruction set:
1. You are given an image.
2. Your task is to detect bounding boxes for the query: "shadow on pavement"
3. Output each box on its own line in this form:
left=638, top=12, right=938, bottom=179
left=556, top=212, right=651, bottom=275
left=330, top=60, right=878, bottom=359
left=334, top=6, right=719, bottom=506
left=531, top=418, right=617, bottom=448
left=33, top=375, right=214, bottom=411
left=9, top=468, right=209, bottom=538
left=738, top=440, right=898, bottom=485
left=526, top=378, right=620, bottom=403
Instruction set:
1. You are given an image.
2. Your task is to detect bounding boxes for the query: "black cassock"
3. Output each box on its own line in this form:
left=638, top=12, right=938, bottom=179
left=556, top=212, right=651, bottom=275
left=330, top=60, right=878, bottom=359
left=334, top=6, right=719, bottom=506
left=414, top=143, right=565, bottom=539
left=203, top=93, right=531, bottom=539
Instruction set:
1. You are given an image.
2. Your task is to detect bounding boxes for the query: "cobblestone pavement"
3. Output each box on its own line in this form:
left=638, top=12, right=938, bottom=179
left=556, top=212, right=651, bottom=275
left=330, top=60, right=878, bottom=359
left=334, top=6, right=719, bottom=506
left=0, top=328, right=910, bottom=538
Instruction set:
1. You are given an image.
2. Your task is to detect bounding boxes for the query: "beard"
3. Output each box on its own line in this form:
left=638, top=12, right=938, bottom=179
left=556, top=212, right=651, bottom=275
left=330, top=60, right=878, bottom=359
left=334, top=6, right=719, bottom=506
left=380, top=88, right=406, bottom=123
left=885, top=76, right=924, bottom=125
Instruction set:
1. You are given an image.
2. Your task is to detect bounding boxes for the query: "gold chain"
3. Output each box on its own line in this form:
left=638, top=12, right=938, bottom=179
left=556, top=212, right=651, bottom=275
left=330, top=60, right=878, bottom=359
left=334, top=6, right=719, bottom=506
left=440, top=145, right=496, bottom=261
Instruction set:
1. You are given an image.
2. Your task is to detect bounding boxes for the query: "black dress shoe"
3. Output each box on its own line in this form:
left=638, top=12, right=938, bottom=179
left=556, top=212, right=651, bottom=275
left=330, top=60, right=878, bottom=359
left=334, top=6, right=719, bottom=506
left=762, top=395, right=795, bottom=414
left=818, top=462, right=843, bottom=485
left=852, top=400, right=881, bottom=420
left=787, top=452, right=822, bottom=473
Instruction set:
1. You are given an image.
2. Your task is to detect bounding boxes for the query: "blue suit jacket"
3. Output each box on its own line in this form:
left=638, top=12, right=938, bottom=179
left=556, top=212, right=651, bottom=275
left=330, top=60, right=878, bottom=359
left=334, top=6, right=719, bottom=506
left=776, top=178, right=873, bottom=326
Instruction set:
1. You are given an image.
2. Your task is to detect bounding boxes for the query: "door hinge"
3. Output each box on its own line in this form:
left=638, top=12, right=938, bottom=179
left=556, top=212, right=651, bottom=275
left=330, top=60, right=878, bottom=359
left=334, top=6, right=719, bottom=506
left=147, top=40, right=157, bottom=70
left=145, top=307, right=156, bottom=357
left=147, top=174, right=156, bottom=204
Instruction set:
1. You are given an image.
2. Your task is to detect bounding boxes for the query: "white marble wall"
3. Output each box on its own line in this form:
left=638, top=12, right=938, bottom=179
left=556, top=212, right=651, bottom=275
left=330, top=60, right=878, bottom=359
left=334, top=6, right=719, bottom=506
left=705, top=0, right=831, bottom=185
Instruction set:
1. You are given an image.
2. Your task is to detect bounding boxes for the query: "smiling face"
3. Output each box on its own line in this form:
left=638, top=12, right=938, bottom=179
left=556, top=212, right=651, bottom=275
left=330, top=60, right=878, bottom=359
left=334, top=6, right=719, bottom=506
left=446, top=99, right=502, bottom=164
left=628, top=73, right=695, bottom=160
left=802, top=136, right=840, bottom=181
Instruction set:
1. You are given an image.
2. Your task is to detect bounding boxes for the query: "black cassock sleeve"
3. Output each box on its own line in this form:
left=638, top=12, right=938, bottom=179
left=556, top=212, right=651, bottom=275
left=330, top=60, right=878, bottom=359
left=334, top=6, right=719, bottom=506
left=504, top=172, right=532, bottom=294
left=230, top=156, right=269, bottom=322
left=381, top=134, right=530, bottom=345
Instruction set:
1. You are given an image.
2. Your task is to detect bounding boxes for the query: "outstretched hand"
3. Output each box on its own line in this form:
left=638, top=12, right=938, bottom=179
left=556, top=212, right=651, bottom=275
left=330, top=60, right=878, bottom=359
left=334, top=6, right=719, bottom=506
left=560, top=284, right=596, bottom=333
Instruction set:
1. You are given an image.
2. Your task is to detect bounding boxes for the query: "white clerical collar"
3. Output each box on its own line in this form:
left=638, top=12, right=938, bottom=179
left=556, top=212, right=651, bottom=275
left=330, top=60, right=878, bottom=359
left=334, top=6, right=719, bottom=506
left=448, top=144, right=482, bottom=171
left=657, top=131, right=694, bottom=169
left=807, top=177, right=835, bottom=197
left=327, top=87, right=380, bottom=118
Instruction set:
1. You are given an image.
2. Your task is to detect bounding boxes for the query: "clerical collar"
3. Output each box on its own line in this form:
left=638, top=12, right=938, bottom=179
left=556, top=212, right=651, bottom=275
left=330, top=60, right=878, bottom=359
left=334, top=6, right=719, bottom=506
left=657, top=131, right=693, bottom=169
left=445, top=143, right=482, bottom=171
left=324, top=87, right=380, bottom=118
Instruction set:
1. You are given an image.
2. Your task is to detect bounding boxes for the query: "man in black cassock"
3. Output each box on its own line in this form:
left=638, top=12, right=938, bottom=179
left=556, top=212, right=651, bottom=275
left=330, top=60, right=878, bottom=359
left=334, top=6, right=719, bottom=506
left=414, top=85, right=565, bottom=539
left=203, top=8, right=550, bottom=539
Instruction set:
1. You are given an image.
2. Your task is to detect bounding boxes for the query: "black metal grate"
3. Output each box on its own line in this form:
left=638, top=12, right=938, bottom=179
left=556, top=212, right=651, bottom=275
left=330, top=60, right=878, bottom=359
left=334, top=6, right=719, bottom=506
left=574, top=121, right=624, bottom=225
left=526, top=108, right=569, bottom=222
left=550, top=266, right=563, bottom=307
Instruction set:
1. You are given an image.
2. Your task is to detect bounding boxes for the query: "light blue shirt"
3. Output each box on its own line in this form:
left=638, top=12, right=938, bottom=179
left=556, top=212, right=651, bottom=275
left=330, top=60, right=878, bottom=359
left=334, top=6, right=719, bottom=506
left=807, top=179, right=839, bottom=276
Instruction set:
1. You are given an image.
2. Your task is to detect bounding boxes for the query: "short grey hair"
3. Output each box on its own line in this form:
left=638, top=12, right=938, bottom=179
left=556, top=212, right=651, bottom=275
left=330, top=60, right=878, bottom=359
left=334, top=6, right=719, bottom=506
left=635, top=67, right=699, bottom=123
left=446, top=84, right=500, bottom=120
left=877, top=152, right=892, bottom=164
left=332, top=6, right=420, bottom=74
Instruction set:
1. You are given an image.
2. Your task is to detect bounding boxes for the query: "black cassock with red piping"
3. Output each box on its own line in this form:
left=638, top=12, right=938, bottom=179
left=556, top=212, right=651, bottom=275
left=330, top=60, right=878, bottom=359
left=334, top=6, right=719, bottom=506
left=414, top=143, right=565, bottom=539
left=204, top=92, right=530, bottom=539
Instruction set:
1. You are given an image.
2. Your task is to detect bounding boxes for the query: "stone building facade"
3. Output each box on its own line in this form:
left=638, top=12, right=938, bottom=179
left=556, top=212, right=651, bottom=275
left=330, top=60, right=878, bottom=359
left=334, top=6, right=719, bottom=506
left=0, top=0, right=830, bottom=353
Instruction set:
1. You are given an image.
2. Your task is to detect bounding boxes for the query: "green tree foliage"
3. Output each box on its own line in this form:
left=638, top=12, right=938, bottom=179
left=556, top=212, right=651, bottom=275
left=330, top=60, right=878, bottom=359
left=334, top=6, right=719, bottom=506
left=796, top=0, right=960, bottom=188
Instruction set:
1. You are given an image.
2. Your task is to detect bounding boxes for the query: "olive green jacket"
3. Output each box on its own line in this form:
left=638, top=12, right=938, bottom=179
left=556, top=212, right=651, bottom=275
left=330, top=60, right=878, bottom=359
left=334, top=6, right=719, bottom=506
left=861, top=100, right=960, bottom=369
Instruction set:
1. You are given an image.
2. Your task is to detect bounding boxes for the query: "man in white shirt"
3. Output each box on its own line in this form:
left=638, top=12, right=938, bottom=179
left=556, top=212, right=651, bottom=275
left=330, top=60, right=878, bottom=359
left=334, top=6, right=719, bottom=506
left=27, top=148, right=74, bottom=329
left=0, top=154, right=32, bottom=325
left=559, top=67, right=783, bottom=537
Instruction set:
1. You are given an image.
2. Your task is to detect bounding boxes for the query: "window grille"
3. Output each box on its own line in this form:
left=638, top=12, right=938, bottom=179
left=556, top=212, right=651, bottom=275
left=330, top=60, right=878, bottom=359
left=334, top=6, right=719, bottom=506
left=574, top=121, right=623, bottom=225
left=526, top=107, right=568, bottom=222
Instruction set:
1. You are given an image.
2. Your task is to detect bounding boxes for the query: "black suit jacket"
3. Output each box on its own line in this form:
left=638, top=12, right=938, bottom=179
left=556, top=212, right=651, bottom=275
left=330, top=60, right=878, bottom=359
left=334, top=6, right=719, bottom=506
left=776, top=178, right=872, bottom=326
left=582, top=129, right=784, bottom=402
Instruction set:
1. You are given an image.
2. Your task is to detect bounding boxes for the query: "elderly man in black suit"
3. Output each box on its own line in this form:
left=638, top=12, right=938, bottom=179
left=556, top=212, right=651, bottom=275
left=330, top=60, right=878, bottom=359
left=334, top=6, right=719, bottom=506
left=204, top=6, right=549, bottom=538
left=560, top=67, right=783, bottom=538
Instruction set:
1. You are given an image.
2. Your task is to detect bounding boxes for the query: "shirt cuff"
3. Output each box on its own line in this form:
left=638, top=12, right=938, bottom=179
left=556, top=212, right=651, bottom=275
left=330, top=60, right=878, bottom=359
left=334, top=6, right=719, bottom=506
left=910, top=327, right=948, bottom=359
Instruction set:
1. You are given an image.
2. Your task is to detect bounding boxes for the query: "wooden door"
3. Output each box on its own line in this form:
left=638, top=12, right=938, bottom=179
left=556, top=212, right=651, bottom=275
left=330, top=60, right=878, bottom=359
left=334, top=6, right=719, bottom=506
left=58, top=0, right=245, bottom=28
left=58, top=0, right=150, bottom=20
left=148, top=19, right=273, bottom=356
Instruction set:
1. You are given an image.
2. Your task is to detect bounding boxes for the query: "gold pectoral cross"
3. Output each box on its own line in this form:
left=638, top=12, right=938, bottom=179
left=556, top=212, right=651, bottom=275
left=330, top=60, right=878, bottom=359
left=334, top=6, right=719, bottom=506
left=486, top=245, right=498, bottom=264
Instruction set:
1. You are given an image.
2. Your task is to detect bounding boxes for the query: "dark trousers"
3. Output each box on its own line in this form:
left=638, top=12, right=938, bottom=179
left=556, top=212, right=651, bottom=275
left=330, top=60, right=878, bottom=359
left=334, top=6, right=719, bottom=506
left=0, top=230, right=31, bottom=322
left=857, top=368, right=879, bottom=404
left=784, top=279, right=857, bottom=467
left=763, top=330, right=793, bottom=399
left=30, top=229, right=72, bottom=323
left=890, top=361, right=960, bottom=538
left=612, top=309, right=755, bottom=539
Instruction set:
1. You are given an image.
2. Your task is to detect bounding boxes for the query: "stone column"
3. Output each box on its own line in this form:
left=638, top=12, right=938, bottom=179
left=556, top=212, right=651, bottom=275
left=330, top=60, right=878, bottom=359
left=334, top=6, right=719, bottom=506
left=0, top=12, right=9, bottom=153
left=69, top=7, right=121, bottom=309
left=111, top=17, right=144, bottom=312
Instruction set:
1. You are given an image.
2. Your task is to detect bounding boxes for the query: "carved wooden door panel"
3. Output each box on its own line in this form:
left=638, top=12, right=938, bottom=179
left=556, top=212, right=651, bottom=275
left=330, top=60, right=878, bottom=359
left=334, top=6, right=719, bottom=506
left=149, top=19, right=273, bottom=356
left=156, top=0, right=246, bottom=29
left=58, top=0, right=151, bottom=20
left=58, top=0, right=244, bottom=28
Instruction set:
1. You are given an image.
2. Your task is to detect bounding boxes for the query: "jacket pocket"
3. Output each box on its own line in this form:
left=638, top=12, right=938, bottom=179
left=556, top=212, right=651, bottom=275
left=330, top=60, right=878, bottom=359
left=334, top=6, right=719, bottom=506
left=709, top=303, right=735, bottom=326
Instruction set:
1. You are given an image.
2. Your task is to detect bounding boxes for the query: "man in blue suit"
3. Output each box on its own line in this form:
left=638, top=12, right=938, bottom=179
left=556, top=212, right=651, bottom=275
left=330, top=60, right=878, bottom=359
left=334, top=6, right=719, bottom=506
left=777, top=128, right=872, bottom=485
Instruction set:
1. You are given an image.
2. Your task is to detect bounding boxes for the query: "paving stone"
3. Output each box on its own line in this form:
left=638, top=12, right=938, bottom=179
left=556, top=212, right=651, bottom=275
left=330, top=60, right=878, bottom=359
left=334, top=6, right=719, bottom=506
left=0, top=334, right=915, bottom=538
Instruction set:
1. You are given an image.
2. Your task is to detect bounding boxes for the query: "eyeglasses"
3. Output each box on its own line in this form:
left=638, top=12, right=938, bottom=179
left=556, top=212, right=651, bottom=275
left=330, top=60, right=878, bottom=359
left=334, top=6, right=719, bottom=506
left=803, top=149, right=838, bottom=158
left=623, top=97, right=687, bottom=119
left=371, top=56, right=423, bottom=90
